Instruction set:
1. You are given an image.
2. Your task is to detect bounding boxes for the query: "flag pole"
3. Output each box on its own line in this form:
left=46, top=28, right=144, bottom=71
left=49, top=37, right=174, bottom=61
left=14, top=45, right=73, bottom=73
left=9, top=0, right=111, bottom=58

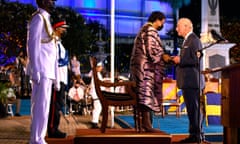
left=110, top=0, right=115, bottom=82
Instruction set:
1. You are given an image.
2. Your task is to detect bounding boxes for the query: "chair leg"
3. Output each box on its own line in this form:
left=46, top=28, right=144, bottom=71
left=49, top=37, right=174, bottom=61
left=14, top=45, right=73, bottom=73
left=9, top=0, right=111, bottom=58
left=161, top=105, right=165, bottom=118
left=7, top=104, right=14, bottom=117
left=179, top=106, right=181, bottom=117
left=138, top=110, right=142, bottom=132
left=134, top=105, right=142, bottom=132
left=100, top=106, right=109, bottom=133
left=177, top=106, right=181, bottom=117
left=133, top=106, right=137, bottom=130
left=175, top=106, right=178, bottom=117
left=69, top=102, right=73, bottom=114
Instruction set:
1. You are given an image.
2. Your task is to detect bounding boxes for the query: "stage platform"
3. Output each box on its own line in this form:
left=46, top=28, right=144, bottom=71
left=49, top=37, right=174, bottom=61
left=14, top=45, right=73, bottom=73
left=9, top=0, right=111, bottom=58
left=75, top=128, right=172, bottom=144
left=0, top=105, right=223, bottom=144
left=46, top=128, right=172, bottom=144
left=46, top=128, right=223, bottom=144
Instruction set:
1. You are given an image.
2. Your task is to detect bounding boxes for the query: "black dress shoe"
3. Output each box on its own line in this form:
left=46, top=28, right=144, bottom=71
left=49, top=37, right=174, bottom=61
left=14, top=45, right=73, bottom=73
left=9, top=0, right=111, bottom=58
left=179, top=136, right=200, bottom=143
left=48, top=130, right=66, bottom=138
left=201, top=139, right=211, bottom=144
left=90, top=122, right=99, bottom=129
left=14, top=113, right=21, bottom=117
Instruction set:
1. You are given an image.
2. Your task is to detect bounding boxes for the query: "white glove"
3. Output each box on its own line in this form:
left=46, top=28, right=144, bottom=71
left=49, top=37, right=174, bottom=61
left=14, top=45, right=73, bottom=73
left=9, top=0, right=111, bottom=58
left=54, top=80, right=60, bottom=91
left=32, top=72, right=40, bottom=84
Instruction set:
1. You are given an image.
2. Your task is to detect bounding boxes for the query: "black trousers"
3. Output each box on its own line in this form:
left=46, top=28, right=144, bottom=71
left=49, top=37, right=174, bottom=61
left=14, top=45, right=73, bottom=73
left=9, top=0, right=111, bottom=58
left=48, top=82, right=66, bottom=134
left=182, top=88, right=205, bottom=140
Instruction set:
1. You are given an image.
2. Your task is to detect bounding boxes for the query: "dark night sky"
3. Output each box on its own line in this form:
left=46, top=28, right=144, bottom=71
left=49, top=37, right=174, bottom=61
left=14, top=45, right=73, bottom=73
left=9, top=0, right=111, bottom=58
left=180, top=0, right=239, bottom=19
left=179, top=0, right=239, bottom=19
left=219, top=0, right=240, bottom=19
left=177, top=0, right=239, bottom=35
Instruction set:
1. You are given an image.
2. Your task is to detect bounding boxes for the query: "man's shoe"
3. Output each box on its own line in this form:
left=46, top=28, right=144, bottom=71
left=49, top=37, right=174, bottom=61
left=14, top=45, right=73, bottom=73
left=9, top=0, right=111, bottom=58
left=48, top=130, right=66, bottom=138
left=90, top=122, right=99, bottom=129
left=14, top=113, right=21, bottom=117
left=201, top=139, right=211, bottom=144
left=179, top=136, right=200, bottom=143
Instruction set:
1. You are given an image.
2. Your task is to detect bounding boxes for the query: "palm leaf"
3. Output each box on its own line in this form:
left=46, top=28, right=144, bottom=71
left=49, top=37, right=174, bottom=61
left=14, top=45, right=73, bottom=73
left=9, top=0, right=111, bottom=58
left=0, top=82, right=8, bottom=103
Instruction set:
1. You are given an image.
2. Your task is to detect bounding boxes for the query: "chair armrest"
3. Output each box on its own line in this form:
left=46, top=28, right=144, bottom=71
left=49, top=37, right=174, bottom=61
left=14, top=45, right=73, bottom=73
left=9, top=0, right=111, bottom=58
left=6, top=98, right=17, bottom=104
left=98, top=80, right=137, bottom=100
left=98, top=80, right=136, bottom=88
left=102, top=91, right=134, bottom=101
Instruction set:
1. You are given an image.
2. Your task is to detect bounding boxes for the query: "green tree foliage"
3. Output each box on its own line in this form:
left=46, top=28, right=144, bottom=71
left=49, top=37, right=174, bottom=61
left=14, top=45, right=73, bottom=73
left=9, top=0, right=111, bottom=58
left=51, top=7, right=93, bottom=56
left=0, top=2, right=35, bottom=56
left=221, top=17, right=240, bottom=63
left=0, top=2, right=103, bottom=59
left=221, top=18, right=240, bottom=44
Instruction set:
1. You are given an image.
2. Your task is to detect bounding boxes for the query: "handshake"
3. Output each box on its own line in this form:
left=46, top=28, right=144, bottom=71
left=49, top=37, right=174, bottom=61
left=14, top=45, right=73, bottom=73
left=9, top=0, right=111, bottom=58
left=162, top=54, right=174, bottom=64
left=162, top=54, right=180, bottom=64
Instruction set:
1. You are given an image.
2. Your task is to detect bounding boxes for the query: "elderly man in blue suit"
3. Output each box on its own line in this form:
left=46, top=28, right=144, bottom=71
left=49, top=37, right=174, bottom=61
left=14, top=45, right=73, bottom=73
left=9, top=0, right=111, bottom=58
left=172, top=18, right=207, bottom=143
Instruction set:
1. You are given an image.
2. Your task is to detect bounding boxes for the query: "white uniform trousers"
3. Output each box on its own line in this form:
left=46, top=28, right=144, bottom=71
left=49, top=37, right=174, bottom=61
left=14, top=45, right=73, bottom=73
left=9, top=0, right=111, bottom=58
left=91, top=99, right=102, bottom=124
left=30, top=77, right=53, bottom=144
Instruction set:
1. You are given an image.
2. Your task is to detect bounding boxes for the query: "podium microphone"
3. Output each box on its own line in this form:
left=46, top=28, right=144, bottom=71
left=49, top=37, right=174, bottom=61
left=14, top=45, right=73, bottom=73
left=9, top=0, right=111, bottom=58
left=210, top=29, right=228, bottom=43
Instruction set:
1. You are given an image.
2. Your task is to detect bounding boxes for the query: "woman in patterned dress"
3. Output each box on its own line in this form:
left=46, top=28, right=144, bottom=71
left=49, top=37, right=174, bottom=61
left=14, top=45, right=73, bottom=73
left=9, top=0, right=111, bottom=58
left=130, top=11, right=170, bottom=132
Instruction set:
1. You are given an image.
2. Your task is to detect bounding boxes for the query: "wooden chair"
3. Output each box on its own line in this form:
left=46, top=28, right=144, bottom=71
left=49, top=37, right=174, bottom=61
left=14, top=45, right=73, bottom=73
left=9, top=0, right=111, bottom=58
left=89, top=56, right=142, bottom=133
left=204, top=78, right=220, bottom=93
left=204, top=91, right=221, bottom=126
left=161, top=78, right=181, bottom=118
left=5, top=98, right=17, bottom=117
left=203, top=78, right=221, bottom=126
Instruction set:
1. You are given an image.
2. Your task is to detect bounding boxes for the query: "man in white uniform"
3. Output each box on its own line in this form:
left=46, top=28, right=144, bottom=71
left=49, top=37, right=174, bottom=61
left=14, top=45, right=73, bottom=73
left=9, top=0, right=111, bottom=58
left=26, top=0, right=59, bottom=143
left=47, top=20, right=69, bottom=138
left=88, top=62, right=103, bottom=128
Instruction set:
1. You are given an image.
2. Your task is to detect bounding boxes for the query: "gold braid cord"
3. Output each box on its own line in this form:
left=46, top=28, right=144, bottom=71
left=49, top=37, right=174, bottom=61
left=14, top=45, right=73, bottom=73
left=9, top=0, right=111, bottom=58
left=29, top=10, right=56, bottom=43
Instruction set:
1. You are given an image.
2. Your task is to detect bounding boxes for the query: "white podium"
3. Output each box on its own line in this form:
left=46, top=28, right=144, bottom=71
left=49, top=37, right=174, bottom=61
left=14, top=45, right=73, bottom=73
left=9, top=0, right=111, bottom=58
left=203, top=43, right=236, bottom=78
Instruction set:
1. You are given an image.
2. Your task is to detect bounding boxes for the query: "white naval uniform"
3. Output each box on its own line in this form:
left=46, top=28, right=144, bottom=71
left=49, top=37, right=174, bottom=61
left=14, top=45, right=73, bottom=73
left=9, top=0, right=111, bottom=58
left=56, top=40, right=68, bottom=86
left=27, top=8, right=58, bottom=144
left=88, top=71, right=103, bottom=124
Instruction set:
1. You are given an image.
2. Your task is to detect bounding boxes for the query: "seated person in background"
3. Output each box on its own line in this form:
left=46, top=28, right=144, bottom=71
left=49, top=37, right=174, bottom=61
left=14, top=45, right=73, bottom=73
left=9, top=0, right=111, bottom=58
left=7, top=67, right=21, bottom=117
left=70, top=54, right=81, bottom=78
left=68, top=80, right=86, bottom=115
left=87, top=62, right=103, bottom=128
left=4, top=82, right=21, bottom=116
left=6, top=83, right=16, bottom=101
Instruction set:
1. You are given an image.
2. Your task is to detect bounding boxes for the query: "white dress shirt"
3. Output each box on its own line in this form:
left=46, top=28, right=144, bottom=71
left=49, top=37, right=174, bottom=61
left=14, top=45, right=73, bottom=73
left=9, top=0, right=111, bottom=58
left=68, top=86, right=85, bottom=101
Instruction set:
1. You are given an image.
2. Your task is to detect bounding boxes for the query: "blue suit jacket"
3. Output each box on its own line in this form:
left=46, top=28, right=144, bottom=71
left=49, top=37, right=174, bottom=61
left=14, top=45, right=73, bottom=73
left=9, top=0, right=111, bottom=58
left=176, top=33, right=205, bottom=89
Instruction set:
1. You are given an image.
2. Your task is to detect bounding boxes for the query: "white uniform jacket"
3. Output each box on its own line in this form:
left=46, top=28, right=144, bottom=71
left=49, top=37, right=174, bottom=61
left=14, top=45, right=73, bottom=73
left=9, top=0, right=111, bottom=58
left=26, top=8, right=58, bottom=81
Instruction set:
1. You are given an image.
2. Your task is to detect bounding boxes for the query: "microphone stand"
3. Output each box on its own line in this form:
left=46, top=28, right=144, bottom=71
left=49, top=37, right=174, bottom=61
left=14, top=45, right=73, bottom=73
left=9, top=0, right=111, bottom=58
left=197, top=51, right=203, bottom=144
left=197, top=41, right=219, bottom=143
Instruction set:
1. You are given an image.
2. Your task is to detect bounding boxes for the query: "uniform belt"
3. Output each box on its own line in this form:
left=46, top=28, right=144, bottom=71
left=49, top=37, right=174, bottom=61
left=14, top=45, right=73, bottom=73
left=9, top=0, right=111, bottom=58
left=93, top=98, right=99, bottom=101
left=41, top=38, right=53, bottom=43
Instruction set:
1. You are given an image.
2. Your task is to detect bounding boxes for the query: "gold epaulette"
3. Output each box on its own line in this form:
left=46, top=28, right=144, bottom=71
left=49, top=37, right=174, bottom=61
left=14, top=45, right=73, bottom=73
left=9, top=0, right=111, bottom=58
left=28, top=10, right=56, bottom=43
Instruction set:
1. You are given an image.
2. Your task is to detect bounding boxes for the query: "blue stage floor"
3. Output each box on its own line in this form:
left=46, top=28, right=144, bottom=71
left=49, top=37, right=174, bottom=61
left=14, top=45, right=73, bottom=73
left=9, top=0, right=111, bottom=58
left=117, top=114, right=223, bottom=135
left=16, top=99, right=223, bottom=135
